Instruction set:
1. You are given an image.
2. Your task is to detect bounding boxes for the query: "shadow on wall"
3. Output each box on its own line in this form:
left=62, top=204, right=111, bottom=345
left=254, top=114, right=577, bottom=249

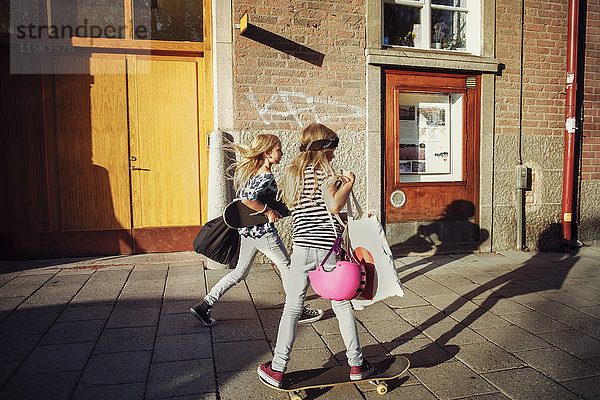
left=240, top=23, right=325, bottom=67
left=391, top=200, right=489, bottom=256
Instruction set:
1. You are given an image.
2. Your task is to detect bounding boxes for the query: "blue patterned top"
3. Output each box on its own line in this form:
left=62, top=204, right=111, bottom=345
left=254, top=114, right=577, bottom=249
left=238, top=173, right=278, bottom=239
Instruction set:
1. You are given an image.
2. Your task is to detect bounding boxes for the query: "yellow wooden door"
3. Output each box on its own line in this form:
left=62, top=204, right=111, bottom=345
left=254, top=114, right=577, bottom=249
left=52, top=54, right=132, bottom=232
left=127, top=55, right=206, bottom=249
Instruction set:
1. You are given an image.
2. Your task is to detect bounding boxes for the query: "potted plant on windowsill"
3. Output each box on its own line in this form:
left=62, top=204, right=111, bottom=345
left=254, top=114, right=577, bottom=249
left=433, top=22, right=448, bottom=49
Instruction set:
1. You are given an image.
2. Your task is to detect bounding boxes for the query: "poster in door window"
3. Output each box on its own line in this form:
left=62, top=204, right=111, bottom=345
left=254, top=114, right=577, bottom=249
left=399, top=100, right=450, bottom=174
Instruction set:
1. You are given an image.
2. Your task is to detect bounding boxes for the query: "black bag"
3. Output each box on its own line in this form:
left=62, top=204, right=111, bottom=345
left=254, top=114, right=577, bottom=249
left=193, top=216, right=240, bottom=264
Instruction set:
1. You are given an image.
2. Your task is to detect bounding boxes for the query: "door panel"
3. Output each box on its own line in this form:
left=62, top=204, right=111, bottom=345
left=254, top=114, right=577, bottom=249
left=53, top=54, right=131, bottom=231
left=129, top=56, right=202, bottom=228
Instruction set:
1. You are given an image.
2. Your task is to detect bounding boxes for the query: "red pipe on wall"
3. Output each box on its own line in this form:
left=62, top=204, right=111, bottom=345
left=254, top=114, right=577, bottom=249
left=561, top=0, right=579, bottom=244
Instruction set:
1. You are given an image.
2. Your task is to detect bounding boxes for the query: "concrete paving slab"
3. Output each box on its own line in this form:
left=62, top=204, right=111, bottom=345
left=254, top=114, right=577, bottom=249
left=71, top=382, right=147, bottom=400
left=57, top=305, right=113, bottom=322
left=146, top=359, right=216, bottom=399
left=79, top=351, right=152, bottom=387
left=539, top=329, right=600, bottom=359
left=501, top=310, right=571, bottom=334
left=40, top=319, right=105, bottom=345
left=395, top=305, right=444, bottom=328
left=213, top=340, right=272, bottom=373
left=94, top=326, right=156, bottom=353
left=0, top=361, right=19, bottom=387
left=0, top=296, right=27, bottom=321
left=153, top=332, right=212, bottom=362
left=217, top=369, right=287, bottom=400
left=114, top=292, right=163, bottom=310
left=312, top=310, right=368, bottom=336
left=0, top=274, right=56, bottom=298
left=211, top=318, right=267, bottom=342
left=251, top=290, right=287, bottom=309
left=157, top=313, right=211, bottom=336
left=363, top=382, right=438, bottom=400
left=471, top=297, right=532, bottom=315
left=483, top=367, right=582, bottom=400
left=0, top=370, right=81, bottom=400
left=476, top=324, right=552, bottom=352
left=321, top=332, right=388, bottom=362
left=384, top=288, right=429, bottom=308
left=561, top=317, right=600, bottom=339
left=211, top=299, right=259, bottom=321
left=0, top=312, right=59, bottom=336
left=0, top=333, right=42, bottom=362
left=106, top=307, right=160, bottom=328
left=357, top=313, right=420, bottom=343
left=17, top=341, right=95, bottom=374
left=412, top=360, right=497, bottom=399
left=561, top=376, right=600, bottom=400
left=383, top=338, right=459, bottom=368
left=514, top=346, right=600, bottom=382
left=454, top=341, right=526, bottom=373
left=286, top=347, right=339, bottom=370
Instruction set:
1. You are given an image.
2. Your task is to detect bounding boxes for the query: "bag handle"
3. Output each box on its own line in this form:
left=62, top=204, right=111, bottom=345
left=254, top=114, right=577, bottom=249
left=346, top=190, right=363, bottom=220
left=318, top=237, right=343, bottom=268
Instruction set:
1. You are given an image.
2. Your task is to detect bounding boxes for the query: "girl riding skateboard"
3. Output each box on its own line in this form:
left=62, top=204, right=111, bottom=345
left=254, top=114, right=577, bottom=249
left=258, top=123, right=374, bottom=387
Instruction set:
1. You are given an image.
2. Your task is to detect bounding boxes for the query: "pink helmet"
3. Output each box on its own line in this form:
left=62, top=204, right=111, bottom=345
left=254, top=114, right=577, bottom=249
left=309, top=260, right=366, bottom=301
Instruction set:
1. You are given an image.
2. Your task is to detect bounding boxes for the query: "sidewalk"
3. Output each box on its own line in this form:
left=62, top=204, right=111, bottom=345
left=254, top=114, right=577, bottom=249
left=0, top=247, right=599, bottom=399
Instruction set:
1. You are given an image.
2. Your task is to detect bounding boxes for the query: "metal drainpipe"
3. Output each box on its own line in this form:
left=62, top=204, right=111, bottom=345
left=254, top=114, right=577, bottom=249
left=561, top=0, right=580, bottom=245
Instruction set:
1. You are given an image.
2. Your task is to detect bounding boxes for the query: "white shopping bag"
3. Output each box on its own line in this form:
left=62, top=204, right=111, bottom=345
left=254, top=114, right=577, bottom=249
left=343, top=192, right=404, bottom=310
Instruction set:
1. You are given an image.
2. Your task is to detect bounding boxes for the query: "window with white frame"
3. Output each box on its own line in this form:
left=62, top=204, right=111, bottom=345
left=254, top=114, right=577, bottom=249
left=382, top=0, right=480, bottom=54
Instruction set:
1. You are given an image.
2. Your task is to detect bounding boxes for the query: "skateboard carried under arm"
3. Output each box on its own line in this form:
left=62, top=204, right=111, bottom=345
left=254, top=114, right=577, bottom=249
left=223, top=192, right=290, bottom=229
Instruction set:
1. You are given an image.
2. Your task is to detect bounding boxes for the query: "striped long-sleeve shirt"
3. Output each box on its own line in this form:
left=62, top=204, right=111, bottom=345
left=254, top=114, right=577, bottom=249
left=291, top=166, right=342, bottom=250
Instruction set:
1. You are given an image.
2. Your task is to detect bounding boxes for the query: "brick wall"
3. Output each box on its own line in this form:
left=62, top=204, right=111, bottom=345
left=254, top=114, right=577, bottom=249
left=582, top=0, right=600, bottom=181
left=494, top=0, right=600, bottom=248
left=233, top=0, right=366, bottom=133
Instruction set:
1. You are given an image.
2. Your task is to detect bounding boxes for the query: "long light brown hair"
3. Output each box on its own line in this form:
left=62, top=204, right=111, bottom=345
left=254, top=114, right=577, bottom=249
left=226, top=134, right=281, bottom=192
left=280, top=123, right=338, bottom=208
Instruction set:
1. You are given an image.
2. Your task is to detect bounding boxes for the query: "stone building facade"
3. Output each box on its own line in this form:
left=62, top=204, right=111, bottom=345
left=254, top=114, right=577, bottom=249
left=210, top=0, right=599, bottom=257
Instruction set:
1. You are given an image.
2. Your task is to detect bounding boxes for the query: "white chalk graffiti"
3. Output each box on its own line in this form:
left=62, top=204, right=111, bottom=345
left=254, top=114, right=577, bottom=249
left=247, top=89, right=364, bottom=126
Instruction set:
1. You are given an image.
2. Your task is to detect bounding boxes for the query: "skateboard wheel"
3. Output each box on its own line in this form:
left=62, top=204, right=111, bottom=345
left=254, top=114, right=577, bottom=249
left=289, top=394, right=302, bottom=400
left=376, top=382, right=388, bottom=395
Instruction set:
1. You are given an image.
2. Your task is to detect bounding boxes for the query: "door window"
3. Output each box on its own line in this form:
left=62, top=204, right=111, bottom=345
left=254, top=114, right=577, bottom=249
left=397, top=92, right=463, bottom=182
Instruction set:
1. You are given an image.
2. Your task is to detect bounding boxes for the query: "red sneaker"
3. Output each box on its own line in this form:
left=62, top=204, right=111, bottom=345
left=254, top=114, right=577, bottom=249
left=257, top=362, right=283, bottom=388
left=350, top=359, right=374, bottom=381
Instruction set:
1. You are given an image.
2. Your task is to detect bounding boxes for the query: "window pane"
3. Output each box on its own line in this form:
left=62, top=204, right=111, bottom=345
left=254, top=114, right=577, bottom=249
left=383, top=3, right=420, bottom=47
left=398, top=92, right=463, bottom=182
left=432, top=0, right=466, bottom=6
left=50, top=0, right=126, bottom=39
left=133, top=0, right=203, bottom=42
left=431, top=9, right=466, bottom=50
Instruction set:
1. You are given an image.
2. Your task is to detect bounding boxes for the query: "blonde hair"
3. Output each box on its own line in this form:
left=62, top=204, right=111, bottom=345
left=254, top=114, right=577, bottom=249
left=280, top=123, right=338, bottom=208
left=226, top=134, right=281, bottom=191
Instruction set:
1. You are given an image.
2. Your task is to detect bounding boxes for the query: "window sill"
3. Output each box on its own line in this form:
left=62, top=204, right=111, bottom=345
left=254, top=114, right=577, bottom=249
left=366, top=47, right=499, bottom=73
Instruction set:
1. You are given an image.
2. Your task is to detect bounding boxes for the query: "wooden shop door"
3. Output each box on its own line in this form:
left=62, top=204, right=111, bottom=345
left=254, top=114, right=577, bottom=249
left=384, top=70, right=480, bottom=225
left=127, top=55, right=208, bottom=252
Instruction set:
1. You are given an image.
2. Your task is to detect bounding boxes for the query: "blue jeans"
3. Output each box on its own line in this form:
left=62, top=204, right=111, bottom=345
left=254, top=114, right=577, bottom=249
left=205, top=232, right=290, bottom=305
left=271, top=245, right=364, bottom=372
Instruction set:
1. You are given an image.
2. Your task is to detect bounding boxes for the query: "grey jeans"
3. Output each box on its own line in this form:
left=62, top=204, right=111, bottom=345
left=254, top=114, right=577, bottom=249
left=272, top=245, right=364, bottom=372
left=204, top=232, right=290, bottom=306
